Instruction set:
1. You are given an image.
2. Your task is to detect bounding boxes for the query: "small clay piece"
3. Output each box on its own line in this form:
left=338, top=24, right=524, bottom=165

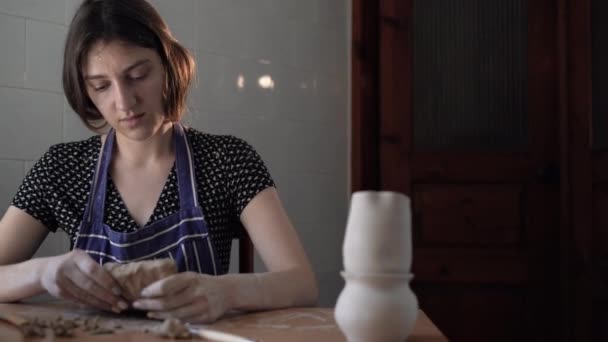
left=52, top=325, right=74, bottom=338
left=20, top=321, right=46, bottom=337
left=104, top=259, right=177, bottom=301
left=19, top=316, right=76, bottom=337
left=82, top=316, right=100, bottom=332
left=47, top=316, right=76, bottom=337
left=150, top=318, right=192, bottom=339
left=16, top=315, right=121, bottom=338
left=51, top=316, right=78, bottom=331
left=33, top=317, right=49, bottom=328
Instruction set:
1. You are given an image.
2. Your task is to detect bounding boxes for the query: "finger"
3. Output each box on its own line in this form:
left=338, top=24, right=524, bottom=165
left=45, top=277, right=71, bottom=301
left=140, top=273, right=193, bottom=298
left=133, top=286, right=196, bottom=311
left=61, top=275, right=114, bottom=312
left=73, top=250, right=123, bottom=296
left=65, top=262, right=123, bottom=309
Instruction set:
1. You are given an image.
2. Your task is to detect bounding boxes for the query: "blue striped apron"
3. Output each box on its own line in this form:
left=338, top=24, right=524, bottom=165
left=74, top=123, right=218, bottom=275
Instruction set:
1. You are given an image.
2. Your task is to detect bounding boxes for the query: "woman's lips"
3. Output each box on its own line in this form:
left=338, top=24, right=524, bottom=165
left=121, top=113, right=144, bottom=127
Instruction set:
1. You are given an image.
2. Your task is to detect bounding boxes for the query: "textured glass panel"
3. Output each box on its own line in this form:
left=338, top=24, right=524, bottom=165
left=592, top=0, right=608, bottom=150
left=412, top=0, right=528, bottom=150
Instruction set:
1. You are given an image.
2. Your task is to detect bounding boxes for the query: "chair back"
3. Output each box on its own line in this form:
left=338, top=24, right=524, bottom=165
left=234, top=222, right=254, bottom=273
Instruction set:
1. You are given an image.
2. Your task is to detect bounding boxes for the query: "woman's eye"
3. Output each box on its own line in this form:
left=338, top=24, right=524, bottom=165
left=93, top=84, right=109, bottom=92
left=130, top=72, right=148, bottom=80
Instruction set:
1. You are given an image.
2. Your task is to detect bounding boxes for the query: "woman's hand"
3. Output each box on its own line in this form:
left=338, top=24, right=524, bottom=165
left=132, top=272, right=229, bottom=323
left=40, top=249, right=127, bottom=312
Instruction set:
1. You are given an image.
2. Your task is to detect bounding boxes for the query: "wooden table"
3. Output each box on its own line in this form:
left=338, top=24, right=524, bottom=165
left=0, top=300, right=447, bottom=341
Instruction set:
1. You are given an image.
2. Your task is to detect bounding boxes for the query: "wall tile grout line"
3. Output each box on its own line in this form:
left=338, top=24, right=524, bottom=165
left=0, top=10, right=67, bottom=27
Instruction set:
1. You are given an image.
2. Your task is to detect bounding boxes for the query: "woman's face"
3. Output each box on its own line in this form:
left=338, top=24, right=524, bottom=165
left=83, top=40, right=167, bottom=141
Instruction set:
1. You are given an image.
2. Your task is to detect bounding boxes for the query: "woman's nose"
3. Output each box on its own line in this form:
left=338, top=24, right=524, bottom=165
left=114, top=84, right=137, bottom=112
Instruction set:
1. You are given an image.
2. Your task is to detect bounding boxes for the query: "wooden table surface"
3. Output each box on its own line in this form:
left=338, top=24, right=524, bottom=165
left=0, top=300, right=447, bottom=341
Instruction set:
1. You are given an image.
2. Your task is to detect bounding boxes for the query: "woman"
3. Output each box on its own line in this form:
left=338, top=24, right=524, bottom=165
left=0, top=0, right=317, bottom=323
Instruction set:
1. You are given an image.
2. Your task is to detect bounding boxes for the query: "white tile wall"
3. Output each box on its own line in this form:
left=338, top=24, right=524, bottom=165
left=25, top=20, right=66, bottom=93
left=284, top=122, right=347, bottom=175
left=64, top=0, right=81, bottom=25
left=0, top=0, right=65, bottom=24
left=63, top=99, right=95, bottom=142
left=0, top=87, right=62, bottom=159
left=0, top=13, right=25, bottom=87
left=0, top=160, right=26, bottom=214
left=290, top=26, right=342, bottom=75
left=147, top=0, right=199, bottom=50
left=272, top=67, right=318, bottom=121
left=280, top=173, right=348, bottom=225
left=0, top=0, right=350, bottom=306
left=190, top=51, right=275, bottom=117
left=315, top=1, right=349, bottom=30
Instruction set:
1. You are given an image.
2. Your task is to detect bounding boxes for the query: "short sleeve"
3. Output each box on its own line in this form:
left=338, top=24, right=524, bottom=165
left=11, top=148, right=59, bottom=231
left=224, top=137, right=275, bottom=215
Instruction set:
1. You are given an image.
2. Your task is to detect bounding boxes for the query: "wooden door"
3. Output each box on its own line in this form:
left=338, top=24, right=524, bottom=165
left=569, top=0, right=608, bottom=340
left=352, top=0, right=563, bottom=340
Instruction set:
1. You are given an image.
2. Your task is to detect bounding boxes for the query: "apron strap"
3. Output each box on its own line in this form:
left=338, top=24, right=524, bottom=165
left=173, top=123, right=200, bottom=209
left=86, top=130, right=115, bottom=225
left=84, top=124, right=200, bottom=226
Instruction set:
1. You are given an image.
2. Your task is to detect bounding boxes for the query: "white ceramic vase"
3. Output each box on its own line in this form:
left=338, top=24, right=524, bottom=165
left=342, top=191, right=412, bottom=274
left=335, top=271, right=418, bottom=342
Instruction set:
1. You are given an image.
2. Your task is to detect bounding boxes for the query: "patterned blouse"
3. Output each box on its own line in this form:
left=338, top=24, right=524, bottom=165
left=11, top=127, right=275, bottom=274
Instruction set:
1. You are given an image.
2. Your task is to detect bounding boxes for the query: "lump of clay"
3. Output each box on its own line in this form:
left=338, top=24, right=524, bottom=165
left=103, top=259, right=177, bottom=301
left=150, top=318, right=192, bottom=339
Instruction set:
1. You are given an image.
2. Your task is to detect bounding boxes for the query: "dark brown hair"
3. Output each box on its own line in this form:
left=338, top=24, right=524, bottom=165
left=63, top=0, right=195, bottom=130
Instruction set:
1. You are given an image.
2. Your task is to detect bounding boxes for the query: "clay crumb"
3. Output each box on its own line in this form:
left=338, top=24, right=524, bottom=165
left=18, top=314, right=119, bottom=338
left=150, top=318, right=193, bottom=339
left=20, top=321, right=46, bottom=338
left=20, top=315, right=78, bottom=338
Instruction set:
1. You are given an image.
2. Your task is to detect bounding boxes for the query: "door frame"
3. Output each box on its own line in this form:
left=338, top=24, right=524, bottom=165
left=565, top=0, right=593, bottom=340
left=351, top=0, right=380, bottom=192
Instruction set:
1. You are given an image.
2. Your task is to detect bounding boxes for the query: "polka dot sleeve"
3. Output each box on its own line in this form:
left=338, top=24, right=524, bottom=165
left=224, top=136, right=275, bottom=215
left=11, top=147, right=59, bottom=232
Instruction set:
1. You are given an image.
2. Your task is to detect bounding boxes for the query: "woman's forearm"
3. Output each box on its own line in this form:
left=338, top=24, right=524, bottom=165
left=0, top=257, right=48, bottom=302
left=220, top=267, right=318, bottom=312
